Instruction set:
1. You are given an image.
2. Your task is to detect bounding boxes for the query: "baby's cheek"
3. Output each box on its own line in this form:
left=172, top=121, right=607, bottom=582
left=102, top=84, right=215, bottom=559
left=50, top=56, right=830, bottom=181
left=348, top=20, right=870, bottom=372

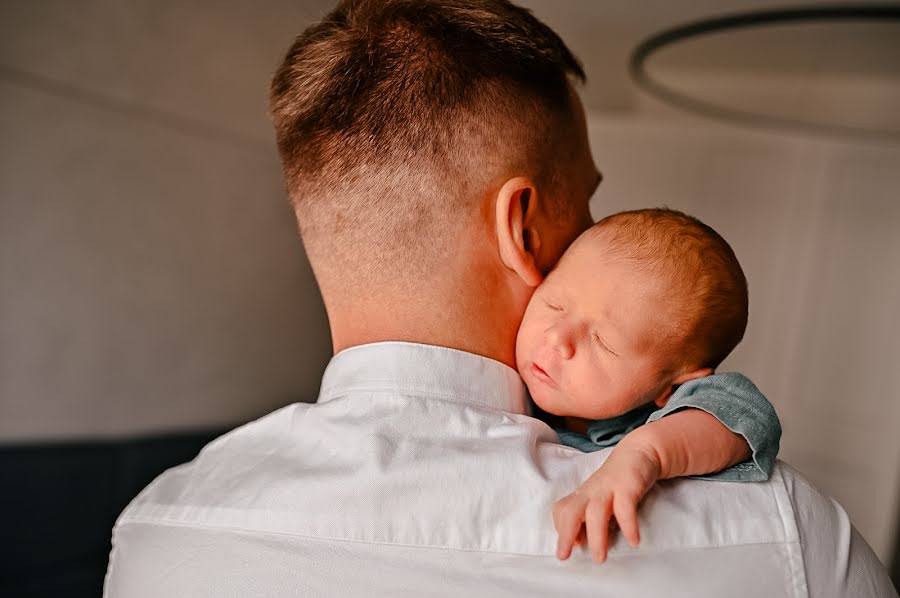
left=566, top=366, right=610, bottom=418
left=513, top=329, right=529, bottom=370
left=529, top=385, right=564, bottom=416
left=514, top=314, right=539, bottom=360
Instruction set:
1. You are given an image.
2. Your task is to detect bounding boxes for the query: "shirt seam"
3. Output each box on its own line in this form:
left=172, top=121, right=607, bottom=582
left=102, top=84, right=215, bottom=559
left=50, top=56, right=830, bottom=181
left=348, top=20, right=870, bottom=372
left=771, top=469, right=810, bottom=598
left=118, top=514, right=802, bottom=559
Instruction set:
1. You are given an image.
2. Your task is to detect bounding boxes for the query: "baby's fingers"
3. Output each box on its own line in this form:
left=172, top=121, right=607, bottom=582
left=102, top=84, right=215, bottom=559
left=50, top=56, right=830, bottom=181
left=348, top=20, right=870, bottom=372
left=584, top=497, right=613, bottom=564
left=553, top=497, right=585, bottom=560
left=612, top=492, right=641, bottom=547
left=574, top=527, right=587, bottom=546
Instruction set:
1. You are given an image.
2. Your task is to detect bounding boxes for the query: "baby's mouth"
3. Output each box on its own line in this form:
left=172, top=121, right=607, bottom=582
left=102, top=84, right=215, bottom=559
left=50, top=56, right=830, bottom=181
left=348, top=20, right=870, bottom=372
left=530, top=362, right=558, bottom=388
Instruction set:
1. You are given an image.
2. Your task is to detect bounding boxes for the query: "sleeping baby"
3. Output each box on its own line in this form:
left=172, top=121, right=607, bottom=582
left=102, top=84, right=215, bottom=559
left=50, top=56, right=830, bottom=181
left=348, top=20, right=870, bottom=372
left=515, top=208, right=780, bottom=563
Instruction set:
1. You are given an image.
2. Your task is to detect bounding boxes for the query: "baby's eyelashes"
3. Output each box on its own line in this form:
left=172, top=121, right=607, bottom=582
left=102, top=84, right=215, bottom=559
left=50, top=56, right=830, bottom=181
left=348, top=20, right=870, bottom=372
left=593, top=333, right=618, bottom=357
left=544, top=299, right=564, bottom=311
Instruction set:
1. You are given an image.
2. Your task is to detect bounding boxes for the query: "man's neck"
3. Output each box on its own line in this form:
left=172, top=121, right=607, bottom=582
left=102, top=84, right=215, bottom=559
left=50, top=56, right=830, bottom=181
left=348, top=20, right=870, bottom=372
left=324, top=273, right=529, bottom=370
left=328, top=298, right=520, bottom=369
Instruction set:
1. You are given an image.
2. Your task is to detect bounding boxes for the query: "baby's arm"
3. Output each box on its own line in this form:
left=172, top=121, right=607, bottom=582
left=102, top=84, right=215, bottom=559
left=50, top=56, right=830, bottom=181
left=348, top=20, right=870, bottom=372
left=553, top=409, right=748, bottom=563
left=553, top=372, right=780, bottom=564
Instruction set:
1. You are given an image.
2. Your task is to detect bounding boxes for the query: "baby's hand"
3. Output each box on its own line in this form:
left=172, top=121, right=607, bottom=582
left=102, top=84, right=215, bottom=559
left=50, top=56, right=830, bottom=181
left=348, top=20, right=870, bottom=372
left=553, top=442, right=661, bottom=564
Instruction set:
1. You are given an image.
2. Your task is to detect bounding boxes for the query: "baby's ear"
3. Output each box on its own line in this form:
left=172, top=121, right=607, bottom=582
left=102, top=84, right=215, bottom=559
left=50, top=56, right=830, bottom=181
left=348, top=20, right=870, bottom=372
left=653, top=367, right=715, bottom=407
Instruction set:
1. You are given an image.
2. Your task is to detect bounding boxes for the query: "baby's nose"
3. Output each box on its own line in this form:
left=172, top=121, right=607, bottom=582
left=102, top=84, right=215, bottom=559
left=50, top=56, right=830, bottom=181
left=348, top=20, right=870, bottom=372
left=546, top=327, right=575, bottom=360
left=555, top=341, right=575, bottom=360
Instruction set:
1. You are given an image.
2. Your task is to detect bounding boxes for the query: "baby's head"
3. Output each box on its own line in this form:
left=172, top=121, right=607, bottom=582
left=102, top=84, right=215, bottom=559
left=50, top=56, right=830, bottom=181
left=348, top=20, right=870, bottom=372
left=516, top=208, right=748, bottom=419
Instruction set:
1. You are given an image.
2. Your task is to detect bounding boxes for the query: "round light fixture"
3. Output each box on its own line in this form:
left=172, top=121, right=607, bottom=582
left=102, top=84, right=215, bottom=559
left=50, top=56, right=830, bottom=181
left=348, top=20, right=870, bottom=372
left=629, top=6, right=900, bottom=142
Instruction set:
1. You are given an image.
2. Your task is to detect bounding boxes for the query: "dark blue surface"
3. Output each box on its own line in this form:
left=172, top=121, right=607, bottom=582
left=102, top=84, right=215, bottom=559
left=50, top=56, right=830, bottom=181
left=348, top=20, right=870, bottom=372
left=0, top=429, right=229, bottom=598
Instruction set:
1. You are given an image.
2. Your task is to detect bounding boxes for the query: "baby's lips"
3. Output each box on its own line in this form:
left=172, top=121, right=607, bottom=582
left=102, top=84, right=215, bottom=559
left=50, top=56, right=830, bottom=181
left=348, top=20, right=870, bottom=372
left=530, top=361, right=559, bottom=388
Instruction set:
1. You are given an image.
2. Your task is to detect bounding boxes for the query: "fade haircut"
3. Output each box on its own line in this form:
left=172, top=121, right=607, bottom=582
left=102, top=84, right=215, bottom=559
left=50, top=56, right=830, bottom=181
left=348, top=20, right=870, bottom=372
left=269, top=0, right=585, bottom=288
left=590, top=208, right=749, bottom=370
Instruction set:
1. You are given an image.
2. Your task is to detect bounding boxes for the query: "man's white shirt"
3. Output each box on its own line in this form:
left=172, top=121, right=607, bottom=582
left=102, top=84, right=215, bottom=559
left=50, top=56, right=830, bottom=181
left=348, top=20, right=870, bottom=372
left=103, top=342, right=895, bottom=597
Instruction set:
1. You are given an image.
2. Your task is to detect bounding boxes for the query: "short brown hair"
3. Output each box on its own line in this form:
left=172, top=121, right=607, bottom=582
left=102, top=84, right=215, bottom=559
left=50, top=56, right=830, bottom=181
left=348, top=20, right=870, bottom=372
left=269, top=0, right=584, bottom=285
left=590, top=208, right=749, bottom=370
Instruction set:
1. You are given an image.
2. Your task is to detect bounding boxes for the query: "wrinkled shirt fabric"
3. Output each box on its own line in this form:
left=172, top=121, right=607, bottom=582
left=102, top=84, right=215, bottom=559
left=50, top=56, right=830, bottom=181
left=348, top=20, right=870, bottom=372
left=104, top=341, right=895, bottom=598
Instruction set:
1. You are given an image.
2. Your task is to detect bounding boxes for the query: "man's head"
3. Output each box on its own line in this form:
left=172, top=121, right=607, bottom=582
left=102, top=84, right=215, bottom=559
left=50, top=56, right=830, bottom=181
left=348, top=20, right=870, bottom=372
left=269, top=0, right=599, bottom=362
left=516, top=208, right=749, bottom=419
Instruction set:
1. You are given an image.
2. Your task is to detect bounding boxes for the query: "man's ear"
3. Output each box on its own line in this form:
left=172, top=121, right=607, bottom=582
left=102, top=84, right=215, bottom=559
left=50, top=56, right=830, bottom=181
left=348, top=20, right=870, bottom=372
left=652, top=367, right=715, bottom=408
left=495, top=176, right=543, bottom=288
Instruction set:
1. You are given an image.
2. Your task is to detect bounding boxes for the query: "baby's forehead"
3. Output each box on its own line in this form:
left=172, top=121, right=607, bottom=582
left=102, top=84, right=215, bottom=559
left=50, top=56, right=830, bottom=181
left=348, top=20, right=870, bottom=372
left=565, top=220, right=689, bottom=277
left=560, top=226, right=660, bottom=279
left=554, top=226, right=698, bottom=316
left=558, top=225, right=614, bottom=263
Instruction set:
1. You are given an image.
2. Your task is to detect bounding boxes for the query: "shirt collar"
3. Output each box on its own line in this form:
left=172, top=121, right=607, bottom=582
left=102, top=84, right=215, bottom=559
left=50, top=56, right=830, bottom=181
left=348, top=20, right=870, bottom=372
left=318, top=341, right=529, bottom=415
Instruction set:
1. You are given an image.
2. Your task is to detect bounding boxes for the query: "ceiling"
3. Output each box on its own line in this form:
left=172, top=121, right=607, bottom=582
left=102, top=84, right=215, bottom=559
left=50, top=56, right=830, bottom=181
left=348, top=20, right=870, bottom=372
left=295, top=0, right=900, bottom=136
left=521, top=0, right=900, bottom=116
left=2, top=0, right=896, bottom=144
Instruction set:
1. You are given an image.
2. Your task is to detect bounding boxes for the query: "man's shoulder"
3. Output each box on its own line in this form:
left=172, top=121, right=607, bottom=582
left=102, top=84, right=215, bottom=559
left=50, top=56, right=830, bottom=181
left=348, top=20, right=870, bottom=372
left=115, top=402, right=303, bottom=524
left=115, top=399, right=817, bottom=559
left=622, top=461, right=805, bottom=551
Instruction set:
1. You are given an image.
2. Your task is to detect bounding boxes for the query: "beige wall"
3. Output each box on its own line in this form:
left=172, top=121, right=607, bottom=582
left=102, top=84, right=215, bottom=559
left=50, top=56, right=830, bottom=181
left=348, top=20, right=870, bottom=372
left=0, top=0, right=335, bottom=440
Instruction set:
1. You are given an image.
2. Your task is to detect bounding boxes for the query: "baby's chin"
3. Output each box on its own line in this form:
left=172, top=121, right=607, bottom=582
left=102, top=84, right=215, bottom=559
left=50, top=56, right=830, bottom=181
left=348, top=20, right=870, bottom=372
left=528, top=384, right=623, bottom=420
left=526, top=384, right=570, bottom=416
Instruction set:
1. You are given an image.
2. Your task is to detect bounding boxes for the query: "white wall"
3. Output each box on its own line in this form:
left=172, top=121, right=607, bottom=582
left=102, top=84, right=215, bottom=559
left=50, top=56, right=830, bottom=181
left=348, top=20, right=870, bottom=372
left=586, top=109, right=900, bottom=562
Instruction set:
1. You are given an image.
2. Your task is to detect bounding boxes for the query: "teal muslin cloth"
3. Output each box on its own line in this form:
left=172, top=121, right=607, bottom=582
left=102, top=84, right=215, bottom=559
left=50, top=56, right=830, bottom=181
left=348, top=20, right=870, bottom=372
left=554, top=372, right=781, bottom=482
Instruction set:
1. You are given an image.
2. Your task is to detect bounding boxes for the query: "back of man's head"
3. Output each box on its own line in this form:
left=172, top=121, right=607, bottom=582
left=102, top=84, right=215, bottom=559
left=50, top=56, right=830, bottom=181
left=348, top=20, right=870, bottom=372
left=269, top=0, right=585, bottom=295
